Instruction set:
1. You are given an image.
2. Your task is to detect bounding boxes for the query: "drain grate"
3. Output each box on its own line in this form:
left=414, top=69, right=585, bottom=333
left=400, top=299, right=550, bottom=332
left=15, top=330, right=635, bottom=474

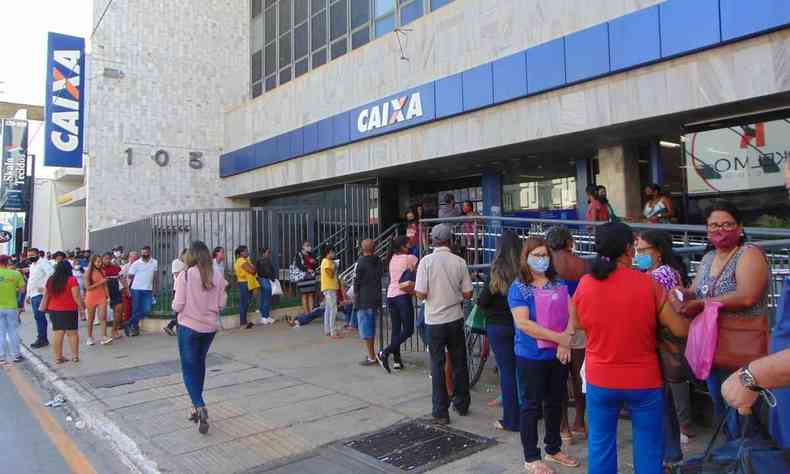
left=344, top=419, right=495, bottom=471
left=81, top=354, right=227, bottom=388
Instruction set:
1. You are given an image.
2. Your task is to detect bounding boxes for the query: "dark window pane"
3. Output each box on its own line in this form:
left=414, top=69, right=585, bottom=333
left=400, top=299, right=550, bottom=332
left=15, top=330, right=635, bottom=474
left=295, top=58, right=309, bottom=77
left=400, top=1, right=422, bottom=25
left=265, top=0, right=277, bottom=8
left=312, top=48, right=327, bottom=68
left=351, top=27, right=369, bottom=50
left=375, top=0, right=395, bottom=17
left=265, top=7, right=277, bottom=43
left=311, top=0, right=325, bottom=15
left=294, top=0, right=309, bottom=24
left=252, top=81, right=263, bottom=98
left=280, top=67, right=291, bottom=84
left=279, top=32, right=291, bottom=67
left=311, top=11, right=327, bottom=51
left=375, top=14, right=395, bottom=37
left=251, top=50, right=263, bottom=82
left=430, top=0, right=452, bottom=10
left=251, top=0, right=262, bottom=18
left=330, top=0, right=347, bottom=40
left=350, top=0, right=369, bottom=29
left=265, top=42, right=277, bottom=75
left=280, top=0, right=291, bottom=34
left=294, top=23, right=308, bottom=59
left=265, top=75, right=277, bottom=91
left=331, top=37, right=347, bottom=59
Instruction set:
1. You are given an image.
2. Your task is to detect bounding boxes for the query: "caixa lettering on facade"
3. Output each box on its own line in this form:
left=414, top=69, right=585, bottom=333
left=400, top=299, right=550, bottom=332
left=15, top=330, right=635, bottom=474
left=356, top=92, right=424, bottom=134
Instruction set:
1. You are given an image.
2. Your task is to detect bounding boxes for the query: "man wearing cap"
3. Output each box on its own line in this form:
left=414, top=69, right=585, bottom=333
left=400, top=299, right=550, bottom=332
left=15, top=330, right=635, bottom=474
left=25, top=247, right=54, bottom=348
left=415, top=223, right=473, bottom=425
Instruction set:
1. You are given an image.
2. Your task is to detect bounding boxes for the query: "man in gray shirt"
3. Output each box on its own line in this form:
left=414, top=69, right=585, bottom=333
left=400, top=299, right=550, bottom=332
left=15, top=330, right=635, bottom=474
left=415, top=224, right=473, bottom=424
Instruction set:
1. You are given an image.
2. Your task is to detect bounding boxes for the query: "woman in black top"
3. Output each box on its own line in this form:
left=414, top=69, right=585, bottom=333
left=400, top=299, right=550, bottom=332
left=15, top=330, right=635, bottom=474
left=478, top=230, right=523, bottom=431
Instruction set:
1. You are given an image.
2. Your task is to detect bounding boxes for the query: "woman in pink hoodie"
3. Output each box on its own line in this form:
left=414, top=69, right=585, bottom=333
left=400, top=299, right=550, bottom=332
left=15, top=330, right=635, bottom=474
left=172, top=240, right=228, bottom=434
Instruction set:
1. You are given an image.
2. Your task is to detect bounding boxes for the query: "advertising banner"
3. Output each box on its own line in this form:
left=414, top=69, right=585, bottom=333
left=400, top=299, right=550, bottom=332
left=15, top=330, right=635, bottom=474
left=0, top=119, right=29, bottom=212
left=44, top=32, right=85, bottom=168
left=686, top=118, right=790, bottom=195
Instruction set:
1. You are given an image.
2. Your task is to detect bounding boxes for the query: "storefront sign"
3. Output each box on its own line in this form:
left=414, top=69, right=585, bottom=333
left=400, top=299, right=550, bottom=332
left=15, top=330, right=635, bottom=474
left=350, top=84, right=435, bottom=141
left=44, top=32, right=85, bottom=168
left=686, top=118, right=790, bottom=195
left=0, top=119, right=29, bottom=212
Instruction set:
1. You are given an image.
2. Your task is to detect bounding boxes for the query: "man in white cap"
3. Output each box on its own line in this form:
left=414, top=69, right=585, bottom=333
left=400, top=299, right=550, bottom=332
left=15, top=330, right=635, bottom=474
left=415, top=223, right=473, bottom=425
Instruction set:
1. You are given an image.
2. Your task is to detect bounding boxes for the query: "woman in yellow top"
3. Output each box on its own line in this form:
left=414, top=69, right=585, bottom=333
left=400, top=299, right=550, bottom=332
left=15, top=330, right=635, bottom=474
left=234, top=245, right=259, bottom=329
left=320, top=245, right=341, bottom=338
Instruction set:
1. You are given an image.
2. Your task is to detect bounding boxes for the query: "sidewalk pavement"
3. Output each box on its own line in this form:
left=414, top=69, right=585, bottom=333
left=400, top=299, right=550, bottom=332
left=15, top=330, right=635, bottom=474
left=18, top=312, right=712, bottom=474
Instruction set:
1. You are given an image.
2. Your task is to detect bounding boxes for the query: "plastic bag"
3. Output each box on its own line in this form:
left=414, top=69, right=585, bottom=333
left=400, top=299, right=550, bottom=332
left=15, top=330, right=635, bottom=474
left=685, top=300, right=722, bottom=381
left=270, top=279, right=283, bottom=296
left=533, top=285, right=569, bottom=349
left=464, top=304, right=487, bottom=334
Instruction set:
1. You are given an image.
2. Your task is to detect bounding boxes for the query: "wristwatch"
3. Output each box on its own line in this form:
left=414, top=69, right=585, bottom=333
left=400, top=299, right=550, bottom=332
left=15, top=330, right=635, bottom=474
left=739, top=365, right=764, bottom=392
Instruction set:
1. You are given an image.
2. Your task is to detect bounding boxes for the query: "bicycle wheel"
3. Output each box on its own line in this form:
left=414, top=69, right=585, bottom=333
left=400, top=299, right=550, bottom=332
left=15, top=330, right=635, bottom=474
left=465, top=327, right=488, bottom=388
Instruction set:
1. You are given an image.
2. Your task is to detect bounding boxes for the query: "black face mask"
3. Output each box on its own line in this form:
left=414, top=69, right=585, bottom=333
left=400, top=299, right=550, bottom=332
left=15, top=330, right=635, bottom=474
left=28, top=256, right=38, bottom=263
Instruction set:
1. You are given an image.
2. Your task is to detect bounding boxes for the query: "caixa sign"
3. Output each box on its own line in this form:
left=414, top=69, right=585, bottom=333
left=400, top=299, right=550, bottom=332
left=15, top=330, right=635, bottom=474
left=350, top=84, right=435, bottom=141
left=44, top=32, right=85, bottom=168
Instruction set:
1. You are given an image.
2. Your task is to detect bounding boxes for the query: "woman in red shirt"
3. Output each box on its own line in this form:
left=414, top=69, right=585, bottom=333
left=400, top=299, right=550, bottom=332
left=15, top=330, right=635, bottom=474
left=567, top=223, right=687, bottom=474
left=40, top=261, right=85, bottom=364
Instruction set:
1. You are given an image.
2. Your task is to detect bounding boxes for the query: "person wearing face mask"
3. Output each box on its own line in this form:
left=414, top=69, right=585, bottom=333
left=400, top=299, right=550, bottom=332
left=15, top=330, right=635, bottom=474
left=508, top=237, right=579, bottom=473
left=25, top=248, right=54, bottom=348
left=643, top=184, right=674, bottom=224
left=680, top=200, right=770, bottom=441
left=596, top=185, right=619, bottom=223
left=634, top=230, right=694, bottom=467
left=293, top=241, right=318, bottom=314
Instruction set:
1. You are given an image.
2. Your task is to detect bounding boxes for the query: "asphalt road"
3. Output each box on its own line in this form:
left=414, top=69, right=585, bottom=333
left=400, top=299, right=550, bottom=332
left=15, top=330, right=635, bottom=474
left=0, top=365, right=72, bottom=473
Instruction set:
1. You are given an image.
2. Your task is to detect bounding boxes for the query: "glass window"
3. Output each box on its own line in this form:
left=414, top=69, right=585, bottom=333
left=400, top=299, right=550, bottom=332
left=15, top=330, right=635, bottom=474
left=400, top=0, right=422, bottom=25
left=312, top=48, right=327, bottom=67
left=430, top=0, right=452, bottom=10
left=252, top=81, right=263, bottom=98
left=280, top=67, right=292, bottom=84
left=311, top=0, right=326, bottom=15
left=311, top=11, right=327, bottom=50
left=279, top=32, right=291, bottom=67
left=252, top=0, right=262, bottom=18
left=375, top=15, right=395, bottom=37
left=375, top=0, right=395, bottom=17
left=251, top=14, right=264, bottom=50
left=266, top=0, right=277, bottom=7
left=351, top=27, right=369, bottom=49
left=294, top=0, right=309, bottom=24
left=265, top=42, right=277, bottom=75
left=330, top=0, right=348, bottom=40
left=294, top=23, right=309, bottom=59
left=279, top=0, right=292, bottom=35
left=350, top=0, right=369, bottom=29
left=265, top=6, right=277, bottom=43
left=331, top=38, right=347, bottom=59
left=295, top=58, right=309, bottom=77
left=251, top=50, right=263, bottom=82
left=265, top=75, right=277, bottom=91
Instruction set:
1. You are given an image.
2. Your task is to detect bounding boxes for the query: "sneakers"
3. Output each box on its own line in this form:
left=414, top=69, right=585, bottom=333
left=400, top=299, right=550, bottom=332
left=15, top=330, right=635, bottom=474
left=392, top=362, right=404, bottom=370
left=86, top=337, right=96, bottom=346
left=163, top=326, right=176, bottom=336
left=30, top=340, right=49, bottom=349
left=376, top=351, right=391, bottom=374
left=244, top=322, right=254, bottom=329
left=260, top=317, right=275, bottom=325
left=131, top=327, right=140, bottom=337
left=100, top=337, right=113, bottom=345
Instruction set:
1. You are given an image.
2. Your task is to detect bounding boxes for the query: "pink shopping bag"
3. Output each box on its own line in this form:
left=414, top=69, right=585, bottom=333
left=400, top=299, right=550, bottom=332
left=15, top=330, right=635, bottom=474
left=684, top=300, right=722, bottom=380
left=534, top=286, right=569, bottom=349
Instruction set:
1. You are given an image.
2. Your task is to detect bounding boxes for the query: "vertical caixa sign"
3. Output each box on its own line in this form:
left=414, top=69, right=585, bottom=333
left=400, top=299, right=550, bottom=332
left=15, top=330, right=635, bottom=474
left=44, top=32, right=85, bottom=168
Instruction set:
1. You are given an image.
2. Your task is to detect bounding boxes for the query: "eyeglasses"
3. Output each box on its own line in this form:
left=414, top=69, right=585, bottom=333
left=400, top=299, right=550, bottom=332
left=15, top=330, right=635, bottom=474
left=635, top=246, right=654, bottom=255
left=707, top=222, right=738, bottom=231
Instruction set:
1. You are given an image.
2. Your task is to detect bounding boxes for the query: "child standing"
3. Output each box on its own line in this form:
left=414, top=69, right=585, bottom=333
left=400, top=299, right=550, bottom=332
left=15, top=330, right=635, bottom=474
left=320, top=245, right=341, bottom=339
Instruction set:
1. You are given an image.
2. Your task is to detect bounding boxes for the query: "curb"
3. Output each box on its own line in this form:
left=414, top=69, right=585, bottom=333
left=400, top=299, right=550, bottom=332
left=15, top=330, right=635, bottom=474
left=20, top=344, right=161, bottom=474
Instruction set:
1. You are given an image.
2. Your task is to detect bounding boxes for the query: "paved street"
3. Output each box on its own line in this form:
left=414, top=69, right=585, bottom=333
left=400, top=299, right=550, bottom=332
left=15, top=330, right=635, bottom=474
left=13, top=310, right=714, bottom=474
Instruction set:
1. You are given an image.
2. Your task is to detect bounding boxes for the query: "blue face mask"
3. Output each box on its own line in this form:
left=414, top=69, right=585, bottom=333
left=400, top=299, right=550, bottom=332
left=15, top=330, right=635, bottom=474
left=527, top=256, right=550, bottom=273
left=634, top=254, right=653, bottom=271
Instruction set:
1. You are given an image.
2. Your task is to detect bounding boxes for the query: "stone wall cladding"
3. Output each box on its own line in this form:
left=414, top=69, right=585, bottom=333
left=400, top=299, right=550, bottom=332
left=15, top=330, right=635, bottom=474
left=86, top=0, right=248, bottom=232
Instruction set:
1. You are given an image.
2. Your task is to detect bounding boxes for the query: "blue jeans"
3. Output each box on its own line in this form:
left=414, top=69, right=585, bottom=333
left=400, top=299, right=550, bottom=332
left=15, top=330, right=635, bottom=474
left=257, top=279, right=272, bottom=319
left=238, top=283, right=252, bottom=325
left=517, top=357, right=568, bottom=463
left=487, top=322, right=520, bottom=431
left=663, top=384, right=683, bottom=464
left=296, top=306, right=324, bottom=326
left=0, top=309, right=21, bottom=359
left=587, top=384, right=665, bottom=474
left=706, top=368, right=754, bottom=440
left=30, top=295, right=48, bottom=342
left=130, top=290, right=153, bottom=329
left=385, top=295, right=414, bottom=363
left=177, top=325, right=216, bottom=408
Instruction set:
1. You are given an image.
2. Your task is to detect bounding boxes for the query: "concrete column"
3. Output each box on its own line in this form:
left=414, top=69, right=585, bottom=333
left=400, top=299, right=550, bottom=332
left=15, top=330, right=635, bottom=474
left=575, top=158, right=591, bottom=220
left=597, top=145, right=642, bottom=220
left=482, top=170, right=502, bottom=217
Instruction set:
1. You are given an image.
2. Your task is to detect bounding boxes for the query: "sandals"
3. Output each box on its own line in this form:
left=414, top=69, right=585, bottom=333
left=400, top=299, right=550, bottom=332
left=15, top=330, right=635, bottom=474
left=54, top=357, right=67, bottom=364
left=546, top=452, right=580, bottom=468
left=524, top=461, right=555, bottom=474
left=71, top=357, right=80, bottom=363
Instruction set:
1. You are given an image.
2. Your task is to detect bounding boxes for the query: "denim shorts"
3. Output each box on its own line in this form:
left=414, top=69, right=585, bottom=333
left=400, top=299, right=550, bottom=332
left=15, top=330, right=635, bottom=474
left=357, top=308, right=376, bottom=339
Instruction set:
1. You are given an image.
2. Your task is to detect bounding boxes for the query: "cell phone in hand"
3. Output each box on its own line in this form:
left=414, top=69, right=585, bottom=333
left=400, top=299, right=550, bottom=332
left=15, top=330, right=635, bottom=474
left=673, top=289, right=684, bottom=302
